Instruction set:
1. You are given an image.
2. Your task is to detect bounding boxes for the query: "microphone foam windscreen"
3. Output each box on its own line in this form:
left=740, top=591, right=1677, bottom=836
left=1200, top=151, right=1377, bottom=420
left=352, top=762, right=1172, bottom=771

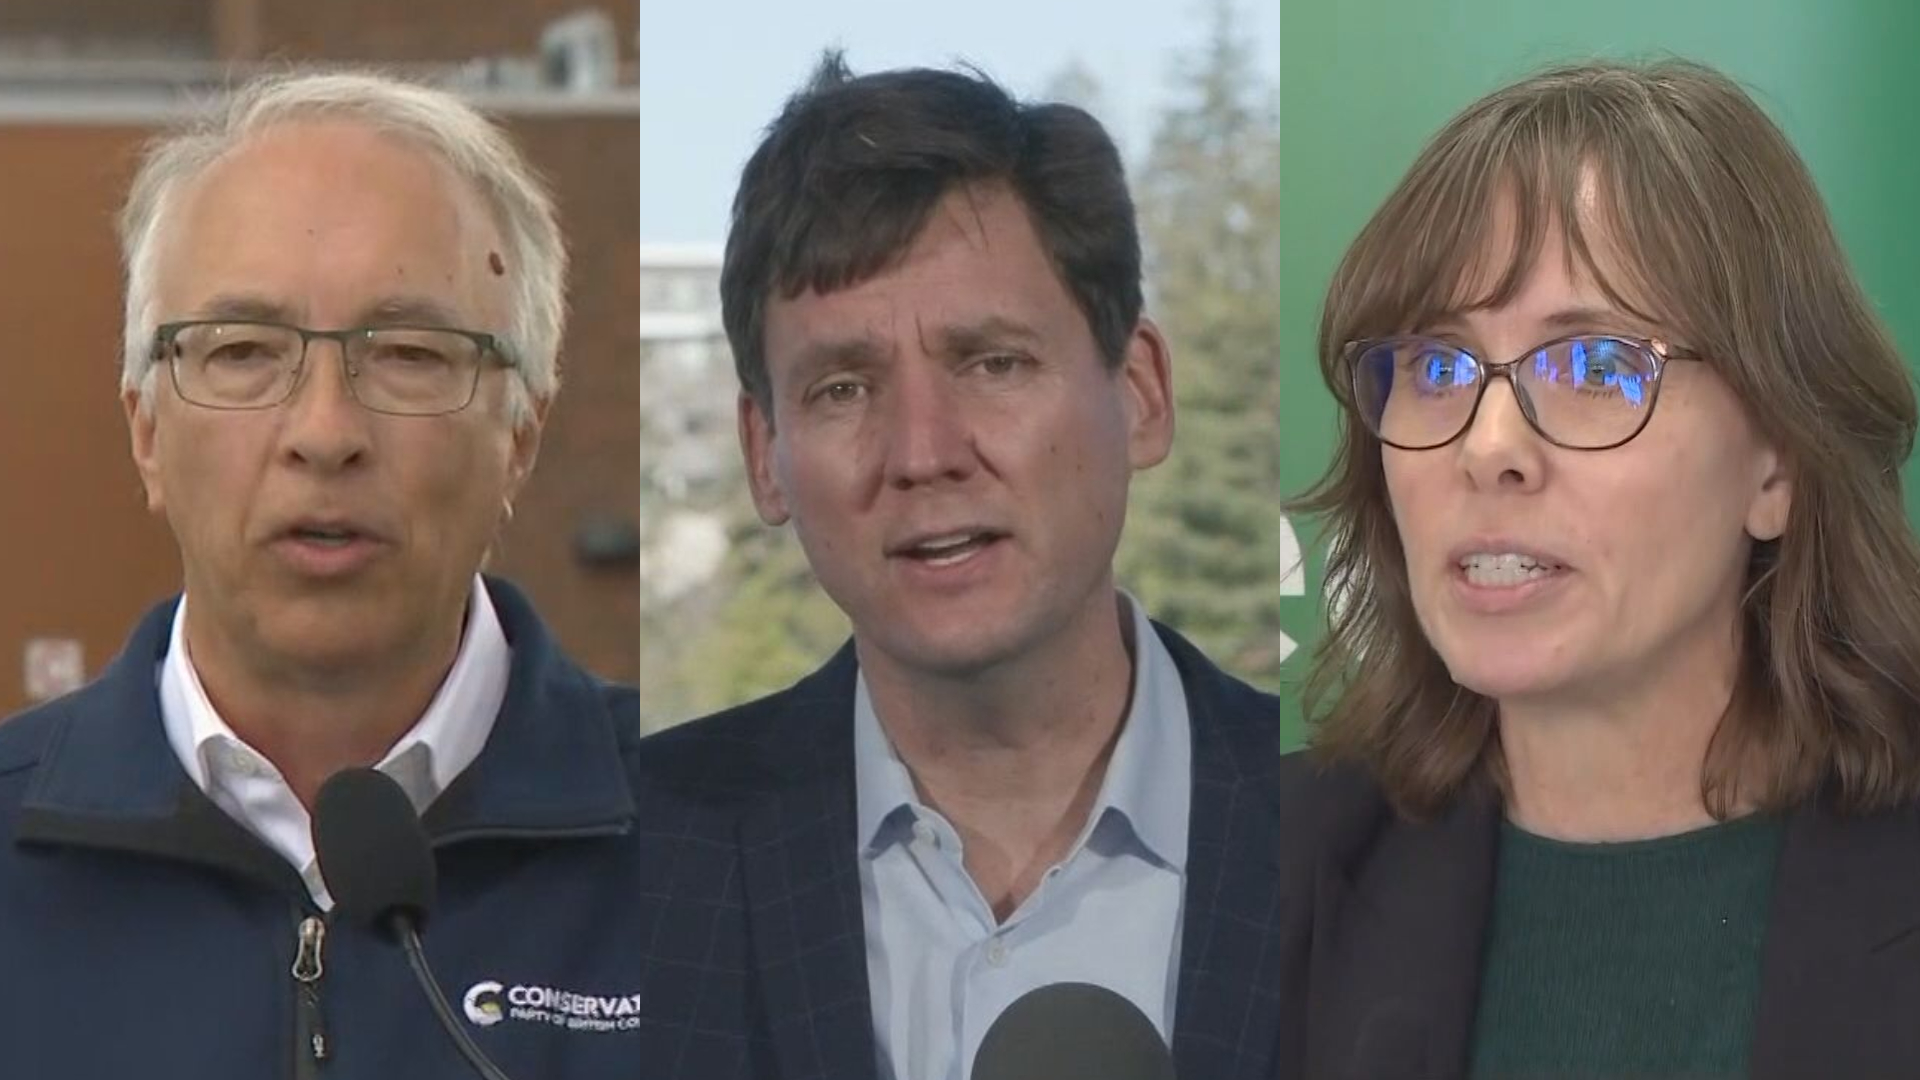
left=312, top=766, right=437, bottom=929
left=971, top=982, right=1176, bottom=1080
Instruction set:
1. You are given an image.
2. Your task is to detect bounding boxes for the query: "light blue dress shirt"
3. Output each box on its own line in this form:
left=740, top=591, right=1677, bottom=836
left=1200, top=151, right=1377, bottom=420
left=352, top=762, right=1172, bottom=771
left=854, top=594, right=1193, bottom=1080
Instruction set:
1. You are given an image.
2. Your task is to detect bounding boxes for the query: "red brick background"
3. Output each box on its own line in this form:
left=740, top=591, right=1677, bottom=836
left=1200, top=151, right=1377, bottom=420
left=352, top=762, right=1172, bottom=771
left=0, top=2, right=637, bottom=710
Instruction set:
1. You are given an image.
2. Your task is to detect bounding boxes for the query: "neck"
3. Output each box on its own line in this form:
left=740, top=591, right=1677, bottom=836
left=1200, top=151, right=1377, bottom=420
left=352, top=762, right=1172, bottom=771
left=861, top=590, right=1137, bottom=919
left=1498, top=623, right=1749, bottom=843
left=183, top=606, right=465, bottom=810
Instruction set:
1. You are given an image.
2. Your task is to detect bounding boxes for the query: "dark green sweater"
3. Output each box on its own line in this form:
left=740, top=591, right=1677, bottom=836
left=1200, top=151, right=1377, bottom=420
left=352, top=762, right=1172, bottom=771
left=1468, top=813, right=1786, bottom=1079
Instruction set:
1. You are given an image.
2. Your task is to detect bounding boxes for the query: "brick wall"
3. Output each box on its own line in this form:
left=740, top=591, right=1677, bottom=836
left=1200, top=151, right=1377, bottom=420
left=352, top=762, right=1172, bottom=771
left=0, top=125, right=182, bottom=710
left=0, top=0, right=208, bottom=51
left=220, top=0, right=635, bottom=64
left=0, top=1, right=634, bottom=64
left=492, top=114, right=640, bottom=685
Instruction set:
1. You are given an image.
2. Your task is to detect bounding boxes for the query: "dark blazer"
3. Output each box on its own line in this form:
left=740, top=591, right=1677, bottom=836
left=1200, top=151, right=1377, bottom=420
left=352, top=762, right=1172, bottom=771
left=1278, top=750, right=1920, bottom=1079
left=674, top=622, right=1288, bottom=1080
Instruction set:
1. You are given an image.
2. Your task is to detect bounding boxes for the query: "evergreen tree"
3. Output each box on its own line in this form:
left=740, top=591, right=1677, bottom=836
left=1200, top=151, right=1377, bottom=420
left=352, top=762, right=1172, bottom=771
left=1118, top=0, right=1283, bottom=688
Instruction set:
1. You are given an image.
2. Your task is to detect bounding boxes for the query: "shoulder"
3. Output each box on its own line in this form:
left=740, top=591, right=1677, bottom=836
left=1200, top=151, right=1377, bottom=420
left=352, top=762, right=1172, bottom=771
left=626, top=697, right=784, bottom=800
left=627, top=644, right=858, bottom=799
left=1278, top=748, right=1401, bottom=871
left=1278, top=748, right=1388, bottom=814
left=0, top=597, right=175, bottom=786
left=642, top=652, right=844, bottom=753
left=653, top=680, right=810, bottom=747
left=0, top=702, right=65, bottom=796
left=1149, top=619, right=1279, bottom=720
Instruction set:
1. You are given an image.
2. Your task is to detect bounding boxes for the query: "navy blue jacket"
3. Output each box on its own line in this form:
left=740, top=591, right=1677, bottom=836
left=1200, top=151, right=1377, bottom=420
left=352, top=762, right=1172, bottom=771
left=676, top=623, right=1289, bottom=1080
left=0, top=578, right=761, bottom=1080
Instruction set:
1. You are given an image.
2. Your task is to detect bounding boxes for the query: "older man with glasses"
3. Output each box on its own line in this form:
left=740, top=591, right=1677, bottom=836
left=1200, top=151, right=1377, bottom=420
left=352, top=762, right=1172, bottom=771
left=0, top=71, right=756, bottom=1079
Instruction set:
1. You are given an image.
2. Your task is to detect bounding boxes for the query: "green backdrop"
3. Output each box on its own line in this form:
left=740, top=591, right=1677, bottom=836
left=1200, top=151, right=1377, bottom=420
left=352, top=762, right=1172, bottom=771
left=1278, top=0, right=1920, bottom=749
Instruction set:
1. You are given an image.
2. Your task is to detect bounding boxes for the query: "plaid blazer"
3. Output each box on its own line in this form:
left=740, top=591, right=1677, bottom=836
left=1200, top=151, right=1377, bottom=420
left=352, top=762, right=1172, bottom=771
left=674, top=622, right=1289, bottom=1080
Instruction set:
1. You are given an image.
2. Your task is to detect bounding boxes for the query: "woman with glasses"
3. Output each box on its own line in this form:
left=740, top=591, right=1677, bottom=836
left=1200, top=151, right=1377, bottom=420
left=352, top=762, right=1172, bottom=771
left=1279, top=60, right=1920, bottom=1079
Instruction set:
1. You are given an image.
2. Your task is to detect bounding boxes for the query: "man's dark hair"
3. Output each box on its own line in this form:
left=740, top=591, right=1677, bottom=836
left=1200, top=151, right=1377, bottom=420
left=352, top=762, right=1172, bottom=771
left=721, top=51, right=1142, bottom=411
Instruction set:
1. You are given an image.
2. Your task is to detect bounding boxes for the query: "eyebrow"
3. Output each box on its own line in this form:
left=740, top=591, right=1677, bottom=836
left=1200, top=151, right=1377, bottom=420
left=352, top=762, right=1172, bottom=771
left=191, top=294, right=294, bottom=323
left=786, top=336, right=890, bottom=388
left=1538, top=306, right=1640, bottom=333
left=356, top=296, right=470, bottom=328
left=781, top=314, right=1046, bottom=389
left=1420, top=304, right=1648, bottom=340
left=928, top=316, right=1044, bottom=358
left=185, top=293, right=470, bottom=328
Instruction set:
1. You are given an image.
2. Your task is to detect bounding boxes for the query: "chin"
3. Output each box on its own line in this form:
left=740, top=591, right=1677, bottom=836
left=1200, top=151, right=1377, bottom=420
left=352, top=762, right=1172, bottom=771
left=254, top=601, right=402, bottom=663
left=265, top=624, right=391, bottom=673
left=846, top=573, right=1107, bottom=682
left=859, top=616, right=1038, bottom=681
left=877, top=636, right=1014, bottom=680
left=1434, top=641, right=1579, bottom=704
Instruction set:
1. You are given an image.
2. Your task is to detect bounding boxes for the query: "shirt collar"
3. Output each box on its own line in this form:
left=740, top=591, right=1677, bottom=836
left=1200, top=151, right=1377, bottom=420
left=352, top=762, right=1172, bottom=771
left=1096, top=595, right=1192, bottom=871
left=159, top=574, right=510, bottom=813
left=852, top=592, right=1192, bottom=871
left=852, top=673, right=918, bottom=855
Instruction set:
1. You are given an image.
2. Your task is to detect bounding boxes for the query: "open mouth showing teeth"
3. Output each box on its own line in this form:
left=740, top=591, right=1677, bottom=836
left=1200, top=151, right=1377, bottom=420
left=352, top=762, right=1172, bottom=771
left=902, top=531, right=1002, bottom=567
left=1459, top=552, right=1564, bottom=587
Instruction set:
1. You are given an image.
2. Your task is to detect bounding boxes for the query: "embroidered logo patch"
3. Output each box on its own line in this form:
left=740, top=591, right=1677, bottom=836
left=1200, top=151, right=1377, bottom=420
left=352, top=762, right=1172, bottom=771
left=462, top=981, right=506, bottom=1027
left=461, top=979, right=643, bottom=1032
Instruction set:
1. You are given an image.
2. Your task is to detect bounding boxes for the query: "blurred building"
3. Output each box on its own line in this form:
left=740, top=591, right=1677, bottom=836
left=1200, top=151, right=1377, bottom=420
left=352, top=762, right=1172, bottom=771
left=0, top=2, right=638, bottom=710
left=638, top=243, right=734, bottom=606
left=0, top=1, right=635, bottom=67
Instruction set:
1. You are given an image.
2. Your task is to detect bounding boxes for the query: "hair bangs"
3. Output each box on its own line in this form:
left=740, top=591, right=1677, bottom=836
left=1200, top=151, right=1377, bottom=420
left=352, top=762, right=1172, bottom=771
left=1327, top=132, right=1690, bottom=369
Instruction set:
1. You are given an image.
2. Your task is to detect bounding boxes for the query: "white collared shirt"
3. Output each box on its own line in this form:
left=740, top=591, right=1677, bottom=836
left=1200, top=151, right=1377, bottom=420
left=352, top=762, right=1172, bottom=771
left=854, top=593, right=1193, bottom=1080
left=159, top=575, right=509, bottom=909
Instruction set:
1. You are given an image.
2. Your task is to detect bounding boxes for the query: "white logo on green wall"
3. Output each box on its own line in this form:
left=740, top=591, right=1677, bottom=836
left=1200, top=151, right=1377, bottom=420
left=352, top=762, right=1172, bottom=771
left=1280, top=513, right=1304, bottom=662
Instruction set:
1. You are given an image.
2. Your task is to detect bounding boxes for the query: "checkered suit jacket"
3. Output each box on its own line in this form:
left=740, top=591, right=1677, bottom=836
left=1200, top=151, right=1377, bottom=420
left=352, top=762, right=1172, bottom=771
left=674, top=621, right=1289, bottom=1080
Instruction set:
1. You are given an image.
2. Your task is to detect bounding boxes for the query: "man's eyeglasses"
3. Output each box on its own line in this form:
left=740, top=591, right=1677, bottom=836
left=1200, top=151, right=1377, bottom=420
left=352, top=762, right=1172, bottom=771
left=150, top=320, right=514, bottom=416
left=1341, top=333, right=1706, bottom=451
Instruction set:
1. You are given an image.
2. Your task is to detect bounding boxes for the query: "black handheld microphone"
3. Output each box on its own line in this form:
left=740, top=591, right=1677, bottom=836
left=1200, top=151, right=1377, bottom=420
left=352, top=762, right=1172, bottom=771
left=970, top=982, right=1176, bottom=1080
left=313, top=767, right=519, bottom=1080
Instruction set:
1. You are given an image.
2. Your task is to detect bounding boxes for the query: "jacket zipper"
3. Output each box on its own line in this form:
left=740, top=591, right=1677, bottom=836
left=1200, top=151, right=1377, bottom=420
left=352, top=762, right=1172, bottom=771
left=292, top=913, right=330, bottom=1076
left=279, top=822, right=624, bottom=1077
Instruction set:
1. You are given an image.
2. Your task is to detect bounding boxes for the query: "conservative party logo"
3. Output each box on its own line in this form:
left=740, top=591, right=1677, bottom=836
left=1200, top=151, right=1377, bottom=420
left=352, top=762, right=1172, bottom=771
left=461, top=979, right=643, bottom=1033
left=462, top=981, right=506, bottom=1027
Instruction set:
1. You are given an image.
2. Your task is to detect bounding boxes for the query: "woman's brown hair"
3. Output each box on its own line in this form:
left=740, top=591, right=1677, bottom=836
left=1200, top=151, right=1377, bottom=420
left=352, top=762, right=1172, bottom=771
left=1291, top=59, right=1920, bottom=819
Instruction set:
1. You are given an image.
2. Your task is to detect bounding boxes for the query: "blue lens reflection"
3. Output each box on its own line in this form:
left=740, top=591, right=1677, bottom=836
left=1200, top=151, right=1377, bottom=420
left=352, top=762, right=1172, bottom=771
left=1562, top=338, right=1647, bottom=406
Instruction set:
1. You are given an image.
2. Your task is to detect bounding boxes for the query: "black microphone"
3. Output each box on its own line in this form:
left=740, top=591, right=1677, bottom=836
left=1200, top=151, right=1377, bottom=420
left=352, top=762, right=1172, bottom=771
left=971, top=982, right=1176, bottom=1080
left=313, top=767, right=518, bottom=1080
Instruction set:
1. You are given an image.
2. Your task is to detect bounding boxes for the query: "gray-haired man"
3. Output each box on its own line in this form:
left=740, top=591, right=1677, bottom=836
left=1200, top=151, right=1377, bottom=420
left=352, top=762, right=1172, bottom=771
left=0, top=70, right=754, bottom=1079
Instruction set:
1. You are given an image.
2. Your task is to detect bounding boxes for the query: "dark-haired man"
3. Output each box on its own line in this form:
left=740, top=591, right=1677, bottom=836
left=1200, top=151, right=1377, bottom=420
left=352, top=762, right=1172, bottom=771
left=673, top=54, right=1288, bottom=1080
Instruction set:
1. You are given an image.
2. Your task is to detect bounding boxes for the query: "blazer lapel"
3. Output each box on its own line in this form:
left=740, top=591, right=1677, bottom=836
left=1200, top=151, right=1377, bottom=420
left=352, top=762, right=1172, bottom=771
left=1303, top=786, right=1498, bottom=1080
left=1280, top=763, right=1920, bottom=1080
left=1158, top=627, right=1291, bottom=1080
left=738, top=646, right=880, bottom=1080
left=1751, top=796, right=1920, bottom=1078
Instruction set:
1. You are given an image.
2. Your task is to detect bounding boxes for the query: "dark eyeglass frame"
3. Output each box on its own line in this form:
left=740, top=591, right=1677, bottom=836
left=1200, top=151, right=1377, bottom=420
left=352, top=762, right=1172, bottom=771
left=150, top=319, right=515, bottom=416
left=1340, top=333, right=1707, bottom=452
